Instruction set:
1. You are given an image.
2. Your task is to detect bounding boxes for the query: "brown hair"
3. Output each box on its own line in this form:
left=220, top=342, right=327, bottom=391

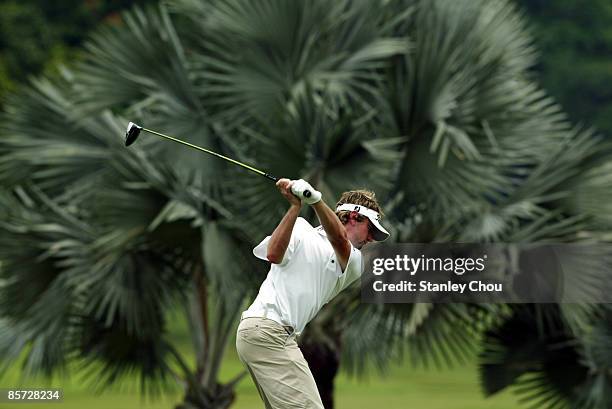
left=335, top=189, right=384, bottom=225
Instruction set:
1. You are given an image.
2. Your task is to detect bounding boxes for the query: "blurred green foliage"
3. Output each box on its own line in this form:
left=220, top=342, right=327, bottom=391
left=3, top=0, right=612, bottom=135
left=0, top=0, right=156, bottom=100
left=4, top=0, right=612, bottom=137
left=518, top=0, right=612, bottom=135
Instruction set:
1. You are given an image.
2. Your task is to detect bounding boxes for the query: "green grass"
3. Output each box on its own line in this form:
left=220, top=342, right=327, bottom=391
left=228, top=353, right=522, bottom=409
left=1, top=346, right=521, bottom=409
left=0, top=309, right=522, bottom=408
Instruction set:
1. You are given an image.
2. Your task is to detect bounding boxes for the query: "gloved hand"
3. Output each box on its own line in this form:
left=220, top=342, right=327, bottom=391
left=290, top=179, right=322, bottom=205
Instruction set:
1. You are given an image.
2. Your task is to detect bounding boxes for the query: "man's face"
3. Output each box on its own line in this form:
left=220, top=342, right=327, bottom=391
left=345, top=212, right=375, bottom=249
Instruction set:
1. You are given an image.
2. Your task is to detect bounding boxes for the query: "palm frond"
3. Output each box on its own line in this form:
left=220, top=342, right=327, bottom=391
left=337, top=285, right=503, bottom=376
left=386, top=0, right=569, bottom=224
left=0, top=184, right=193, bottom=388
left=226, top=92, right=403, bottom=237
left=179, top=0, right=410, bottom=125
left=0, top=188, right=94, bottom=376
left=564, top=157, right=612, bottom=229
left=574, top=307, right=612, bottom=409
left=73, top=4, right=200, bottom=116
left=0, top=78, right=119, bottom=195
left=479, top=306, right=584, bottom=404
left=479, top=305, right=612, bottom=409
left=76, top=314, right=176, bottom=396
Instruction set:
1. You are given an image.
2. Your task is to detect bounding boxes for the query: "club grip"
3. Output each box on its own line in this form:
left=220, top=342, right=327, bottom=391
left=267, top=174, right=310, bottom=196
left=271, top=176, right=311, bottom=199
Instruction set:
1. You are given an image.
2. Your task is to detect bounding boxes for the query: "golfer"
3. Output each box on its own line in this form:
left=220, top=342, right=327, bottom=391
left=236, top=178, right=389, bottom=408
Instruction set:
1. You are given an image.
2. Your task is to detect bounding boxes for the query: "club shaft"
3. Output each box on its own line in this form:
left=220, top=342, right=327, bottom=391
left=142, top=127, right=278, bottom=182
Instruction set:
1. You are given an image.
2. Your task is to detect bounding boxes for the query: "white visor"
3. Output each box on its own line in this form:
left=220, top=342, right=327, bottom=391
left=336, top=203, right=390, bottom=242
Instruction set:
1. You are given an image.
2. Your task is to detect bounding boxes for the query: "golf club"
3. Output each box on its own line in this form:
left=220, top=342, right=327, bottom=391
left=124, top=122, right=311, bottom=197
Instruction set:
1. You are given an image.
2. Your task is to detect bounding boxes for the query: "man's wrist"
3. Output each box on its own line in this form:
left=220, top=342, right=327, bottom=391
left=290, top=179, right=321, bottom=205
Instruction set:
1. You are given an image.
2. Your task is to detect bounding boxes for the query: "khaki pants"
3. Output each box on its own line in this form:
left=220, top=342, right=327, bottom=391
left=236, top=317, right=324, bottom=409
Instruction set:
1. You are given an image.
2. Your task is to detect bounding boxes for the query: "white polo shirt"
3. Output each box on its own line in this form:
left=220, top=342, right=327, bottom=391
left=242, top=217, right=363, bottom=334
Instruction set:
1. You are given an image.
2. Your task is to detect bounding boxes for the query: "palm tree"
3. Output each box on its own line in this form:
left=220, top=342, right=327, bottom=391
left=1, top=1, right=611, bottom=409
left=0, top=1, right=407, bottom=408
left=185, top=0, right=612, bottom=407
left=0, top=74, right=267, bottom=408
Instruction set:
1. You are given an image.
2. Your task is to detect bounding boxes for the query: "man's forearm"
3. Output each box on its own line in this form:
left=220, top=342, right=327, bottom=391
left=267, top=204, right=301, bottom=264
left=290, top=180, right=350, bottom=268
left=312, top=201, right=347, bottom=245
left=312, top=201, right=350, bottom=269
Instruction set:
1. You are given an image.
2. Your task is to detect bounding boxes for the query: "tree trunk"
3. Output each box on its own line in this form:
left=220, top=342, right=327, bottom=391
left=301, top=337, right=341, bottom=409
left=175, top=382, right=236, bottom=409
left=175, top=264, right=240, bottom=409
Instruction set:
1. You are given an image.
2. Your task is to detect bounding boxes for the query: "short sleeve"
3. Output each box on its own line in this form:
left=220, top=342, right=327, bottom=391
left=252, top=236, right=273, bottom=261
left=329, top=244, right=363, bottom=297
left=341, top=245, right=364, bottom=284
left=252, top=217, right=310, bottom=266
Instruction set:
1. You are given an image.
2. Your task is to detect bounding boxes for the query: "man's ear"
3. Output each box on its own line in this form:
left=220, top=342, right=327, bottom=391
left=349, top=211, right=359, bottom=224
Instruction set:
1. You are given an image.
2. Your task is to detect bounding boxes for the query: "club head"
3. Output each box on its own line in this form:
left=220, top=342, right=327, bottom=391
left=125, top=122, right=143, bottom=146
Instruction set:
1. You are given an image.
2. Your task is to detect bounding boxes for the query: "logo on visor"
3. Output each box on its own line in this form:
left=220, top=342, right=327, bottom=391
left=354, top=206, right=361, bottom=212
